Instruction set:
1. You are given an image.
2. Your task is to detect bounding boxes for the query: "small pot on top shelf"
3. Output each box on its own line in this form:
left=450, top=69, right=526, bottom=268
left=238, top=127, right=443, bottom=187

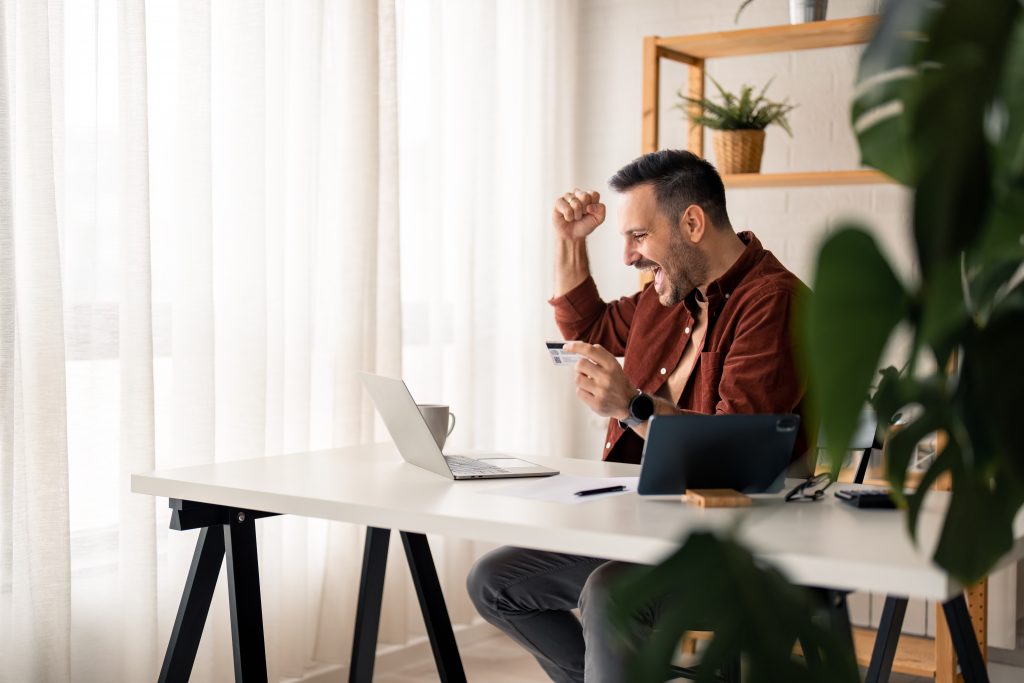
left=735, top=0, right=829, bottom=25
left=677, top=77, right=795, bottom=175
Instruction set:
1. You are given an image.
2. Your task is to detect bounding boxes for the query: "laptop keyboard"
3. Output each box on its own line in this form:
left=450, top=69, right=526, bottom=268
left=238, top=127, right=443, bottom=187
left=444, top=455, right=510, bottom=476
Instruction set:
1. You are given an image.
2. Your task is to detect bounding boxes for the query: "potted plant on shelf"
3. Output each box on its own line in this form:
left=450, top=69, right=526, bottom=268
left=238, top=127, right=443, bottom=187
left=676, top=77, right=795, bottom=175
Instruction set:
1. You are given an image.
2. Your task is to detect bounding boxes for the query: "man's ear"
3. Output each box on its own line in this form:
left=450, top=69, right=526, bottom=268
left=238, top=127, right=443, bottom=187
left=679, top=204, right=706, bottom=244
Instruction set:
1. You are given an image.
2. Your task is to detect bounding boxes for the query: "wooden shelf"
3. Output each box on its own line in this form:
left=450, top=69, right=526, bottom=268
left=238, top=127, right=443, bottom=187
left=721, top=169, right=892, bottom=188
left=641, top=16, right=884, bottom=179
left=657, top=16, right=879, bottom=61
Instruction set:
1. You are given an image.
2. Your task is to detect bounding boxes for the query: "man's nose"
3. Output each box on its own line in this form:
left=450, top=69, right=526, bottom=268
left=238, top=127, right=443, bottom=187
left=623, top=240, right=639, bottom=267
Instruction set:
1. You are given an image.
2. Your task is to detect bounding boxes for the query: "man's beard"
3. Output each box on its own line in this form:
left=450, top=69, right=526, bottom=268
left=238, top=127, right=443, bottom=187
left=637, top=233, right=707, bottom=307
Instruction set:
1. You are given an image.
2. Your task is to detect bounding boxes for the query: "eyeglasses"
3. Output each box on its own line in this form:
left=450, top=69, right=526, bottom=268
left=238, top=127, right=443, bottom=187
left=785, top=473, right=833, bottom=502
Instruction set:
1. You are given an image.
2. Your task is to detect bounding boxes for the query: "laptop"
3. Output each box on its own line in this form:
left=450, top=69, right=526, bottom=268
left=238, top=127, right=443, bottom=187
left=360, top=373, right=559, bottom=480
left=637, top=414, right=799, bottom=497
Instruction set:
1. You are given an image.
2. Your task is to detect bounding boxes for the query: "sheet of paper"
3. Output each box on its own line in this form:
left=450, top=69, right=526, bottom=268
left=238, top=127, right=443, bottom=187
left=482, top=474, right=639, bottom=505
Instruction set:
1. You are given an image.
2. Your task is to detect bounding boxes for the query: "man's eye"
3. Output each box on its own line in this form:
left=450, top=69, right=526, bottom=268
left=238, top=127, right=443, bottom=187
left=633, top=233, right=647, bottom=242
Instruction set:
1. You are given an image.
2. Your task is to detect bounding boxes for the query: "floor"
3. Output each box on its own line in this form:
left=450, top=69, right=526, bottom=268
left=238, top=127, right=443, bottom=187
left=375, top=631, right=1024, bottom=683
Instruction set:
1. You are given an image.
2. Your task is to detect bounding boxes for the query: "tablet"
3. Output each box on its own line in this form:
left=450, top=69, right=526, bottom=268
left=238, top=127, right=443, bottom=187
left=637, top=414, right=799, bottom=497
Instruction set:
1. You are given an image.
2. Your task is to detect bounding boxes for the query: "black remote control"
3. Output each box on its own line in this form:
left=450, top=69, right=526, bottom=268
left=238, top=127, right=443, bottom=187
left=835, top=489, right=897, bottom=509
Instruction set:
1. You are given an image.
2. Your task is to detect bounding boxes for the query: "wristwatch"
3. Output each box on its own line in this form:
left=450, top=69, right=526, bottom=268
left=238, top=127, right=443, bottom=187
left=619, top=391, right=655, bottom=429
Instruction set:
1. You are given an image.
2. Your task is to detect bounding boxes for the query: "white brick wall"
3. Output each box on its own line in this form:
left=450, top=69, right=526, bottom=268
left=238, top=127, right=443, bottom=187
left=571, top=0, right=1020, bottom=646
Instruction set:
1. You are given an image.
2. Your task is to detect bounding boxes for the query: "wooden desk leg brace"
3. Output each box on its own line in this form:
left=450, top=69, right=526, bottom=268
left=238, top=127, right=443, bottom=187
left=158, top=499, right=278, bottom=683
left=864, top=593, right=989, bottom=683
left=348, top=527, right=467, bottom=683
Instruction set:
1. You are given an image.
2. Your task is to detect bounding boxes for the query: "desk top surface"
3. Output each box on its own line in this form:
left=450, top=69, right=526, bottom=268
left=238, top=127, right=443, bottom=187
left=132, top=444, right=1024, bottom=600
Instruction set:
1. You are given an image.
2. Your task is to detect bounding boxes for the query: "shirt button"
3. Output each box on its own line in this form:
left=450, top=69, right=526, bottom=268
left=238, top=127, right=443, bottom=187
left=605, top=442, right=612, bottom=449
left=660, top=368, right=667, bottom=375
left=684, top=326, right=691, bottom=334
left=724, top=292, right=730, bottom=299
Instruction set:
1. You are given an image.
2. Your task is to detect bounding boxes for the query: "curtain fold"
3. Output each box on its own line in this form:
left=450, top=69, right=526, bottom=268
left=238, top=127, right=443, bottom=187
left=117, top=0, right=158, bottom=679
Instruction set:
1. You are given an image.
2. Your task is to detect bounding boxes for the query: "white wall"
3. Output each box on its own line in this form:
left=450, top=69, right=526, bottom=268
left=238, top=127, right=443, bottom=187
left=569, top=0, right=1022, bottom=646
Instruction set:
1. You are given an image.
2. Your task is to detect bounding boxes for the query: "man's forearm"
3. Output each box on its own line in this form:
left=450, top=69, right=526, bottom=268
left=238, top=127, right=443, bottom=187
left=555, top=237, right=591, bottom=297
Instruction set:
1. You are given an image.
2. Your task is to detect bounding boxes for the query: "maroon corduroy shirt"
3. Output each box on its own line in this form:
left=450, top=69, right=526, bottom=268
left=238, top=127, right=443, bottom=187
left=549, top=232, right=810, bottom=465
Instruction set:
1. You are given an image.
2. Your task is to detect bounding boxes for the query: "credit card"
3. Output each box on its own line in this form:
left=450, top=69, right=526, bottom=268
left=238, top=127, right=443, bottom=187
left=546, top=341, right=582, bottom=367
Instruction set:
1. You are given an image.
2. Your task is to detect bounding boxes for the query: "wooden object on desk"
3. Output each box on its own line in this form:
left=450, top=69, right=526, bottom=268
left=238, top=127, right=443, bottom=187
left=681, top=489, right=751, bottom=508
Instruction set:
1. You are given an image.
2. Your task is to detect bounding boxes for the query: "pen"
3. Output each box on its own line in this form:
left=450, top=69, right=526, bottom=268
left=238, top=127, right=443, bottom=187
left=574, top=485, right=627, bottom=497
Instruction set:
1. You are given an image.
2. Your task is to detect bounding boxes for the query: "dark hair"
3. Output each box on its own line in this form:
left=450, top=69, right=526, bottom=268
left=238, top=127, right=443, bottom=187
left=608, top=150, right=731, bottom=230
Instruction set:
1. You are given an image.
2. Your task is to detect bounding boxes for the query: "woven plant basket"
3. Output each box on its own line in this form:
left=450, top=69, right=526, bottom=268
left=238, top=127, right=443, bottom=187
left=712, top=129, right=766, bottom=174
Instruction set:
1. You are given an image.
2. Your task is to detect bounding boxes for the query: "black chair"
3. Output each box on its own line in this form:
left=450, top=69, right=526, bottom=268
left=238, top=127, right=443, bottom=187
left=820, top=407, right=879, bottom=485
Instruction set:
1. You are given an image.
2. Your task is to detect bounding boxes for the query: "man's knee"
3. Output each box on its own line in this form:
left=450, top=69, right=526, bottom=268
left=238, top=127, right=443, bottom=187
left=466, top=551, right=499, bottom=619
left=466, top=546, right=525, bottom=621
left=579, top=561, right=625, bottom=620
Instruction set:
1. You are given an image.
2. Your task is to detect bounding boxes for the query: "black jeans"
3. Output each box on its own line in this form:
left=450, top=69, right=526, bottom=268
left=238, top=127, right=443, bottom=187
left=466, top=547, right=663, bottom=683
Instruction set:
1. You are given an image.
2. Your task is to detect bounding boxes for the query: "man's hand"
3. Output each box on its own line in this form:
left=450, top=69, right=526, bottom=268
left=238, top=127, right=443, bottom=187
left=553, top=189, right=606, bottom=241
left=565, top=341, right=635, bottom=420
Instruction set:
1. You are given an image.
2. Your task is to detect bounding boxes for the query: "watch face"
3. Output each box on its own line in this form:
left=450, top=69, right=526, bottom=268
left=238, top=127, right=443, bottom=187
left=631, top=393, right=655, bottom=421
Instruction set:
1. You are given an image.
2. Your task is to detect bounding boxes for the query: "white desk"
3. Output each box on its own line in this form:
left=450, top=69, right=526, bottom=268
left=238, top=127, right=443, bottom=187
left=133, top=444, right=1024, bottom=683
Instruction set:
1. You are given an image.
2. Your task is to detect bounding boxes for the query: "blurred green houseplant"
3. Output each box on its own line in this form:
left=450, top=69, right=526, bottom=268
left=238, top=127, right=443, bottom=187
left=807, top=0, right=1024, bottom=585
left=612, top=0, right=1024, bottom=679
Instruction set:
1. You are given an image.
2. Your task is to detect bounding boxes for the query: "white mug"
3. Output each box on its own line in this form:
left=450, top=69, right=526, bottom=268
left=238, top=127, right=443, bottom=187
left=417, top=404, right=456, bottom=450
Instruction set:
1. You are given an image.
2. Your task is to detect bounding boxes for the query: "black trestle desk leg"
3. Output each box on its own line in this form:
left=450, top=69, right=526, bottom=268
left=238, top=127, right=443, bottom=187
left=866, top=596, right=908, bottom=683
left=159, top=526, right=226, bottom=683
left=824, top=589, right=854, bottom=650
left=224, top=511, right=268, bottom=683
left=349, top=527, right=391, bottom=683
left=942, top=594, right=990, bottom=683
left=400, top=532, right=467, bottom=683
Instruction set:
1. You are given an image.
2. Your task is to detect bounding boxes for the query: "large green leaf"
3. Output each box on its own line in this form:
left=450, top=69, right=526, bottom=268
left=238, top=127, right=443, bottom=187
left=975, top=12, right=1024, bottom=271
left=918, top=258, right=969, bottom=363
left=909, top=54, right=993, bottom=277
left=967, top=257, right=1022, bottom=326
left=801, top=227, right=910, bottom=475
left=910, top=0, right=1020, bottom=275
left=869, top=368, right=948, bottom=500
left=963, top=305, right=1024, bottom=477
left=850, top=0, right=937, bottom=184
left=972, top=201, right=1024, bottom=283
left=991, top=11, right=1024, bottom=183
left=610, top=532, right=859, bottom=683
left=903, top=445, right=956, bottom=541
left=884, top=409, right=945, bottom=515
left=933, top=469, right=1018, bottom=584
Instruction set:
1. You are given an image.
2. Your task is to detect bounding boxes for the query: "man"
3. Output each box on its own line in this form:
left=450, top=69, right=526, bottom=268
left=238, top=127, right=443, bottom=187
left=466, top=150, right=808, bottom=683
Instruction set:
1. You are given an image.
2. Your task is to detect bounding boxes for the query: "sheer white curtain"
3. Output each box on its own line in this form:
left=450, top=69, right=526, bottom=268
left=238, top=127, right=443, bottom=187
left=2, top=0, right=584, bottom=680
left=0, top=0, right=72, bottom=681
left=4, top=0, right=402, bottom=680
left=396, top=0, right=587, bottom=625
left=397, top=0, right=585, bottom=459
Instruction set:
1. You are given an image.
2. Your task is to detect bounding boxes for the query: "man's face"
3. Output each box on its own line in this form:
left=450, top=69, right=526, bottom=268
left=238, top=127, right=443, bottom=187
left=618, top=185, right=708, bottom=307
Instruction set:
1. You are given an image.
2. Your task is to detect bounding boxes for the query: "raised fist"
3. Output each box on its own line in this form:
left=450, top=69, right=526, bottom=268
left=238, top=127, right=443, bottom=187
left=552, top=189, right=606, bottom=241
